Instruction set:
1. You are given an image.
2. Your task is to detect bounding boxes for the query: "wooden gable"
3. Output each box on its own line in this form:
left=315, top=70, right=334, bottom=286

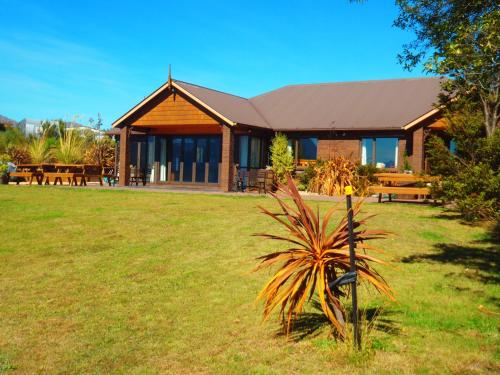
left=131, top=91, right=220, bottom=128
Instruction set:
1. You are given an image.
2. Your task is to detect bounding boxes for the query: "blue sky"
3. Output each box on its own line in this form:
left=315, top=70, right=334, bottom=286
left=0, top=0, right=429, bottom=128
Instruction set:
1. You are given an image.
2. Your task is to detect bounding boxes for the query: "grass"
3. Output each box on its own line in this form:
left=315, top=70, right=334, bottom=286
left=0, top=186, right=498, bottom=374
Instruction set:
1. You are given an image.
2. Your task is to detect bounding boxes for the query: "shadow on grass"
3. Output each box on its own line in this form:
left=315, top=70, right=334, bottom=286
left=276, top=302, right=400, bottom=341
left=401, top=220, right=499, bottom=285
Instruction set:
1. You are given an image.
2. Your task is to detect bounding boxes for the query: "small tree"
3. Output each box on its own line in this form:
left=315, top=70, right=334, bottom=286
left=270, top=133, right=294, bottom=183
left=426, top=97, right=500, bottom=221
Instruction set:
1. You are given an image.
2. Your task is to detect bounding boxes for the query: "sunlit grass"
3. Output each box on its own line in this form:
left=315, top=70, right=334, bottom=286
left=0, top=186, right=498, bottom=374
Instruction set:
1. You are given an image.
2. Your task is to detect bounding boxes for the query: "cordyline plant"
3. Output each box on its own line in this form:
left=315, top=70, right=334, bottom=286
left=254, top=174, right=394, bottom=338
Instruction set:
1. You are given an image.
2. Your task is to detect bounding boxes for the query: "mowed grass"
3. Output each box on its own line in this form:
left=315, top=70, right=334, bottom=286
left=0, top=186, right=498, bottom=374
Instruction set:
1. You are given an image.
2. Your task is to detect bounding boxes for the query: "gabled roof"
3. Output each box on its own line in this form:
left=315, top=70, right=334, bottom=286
left=175, top=81, right=270, bottom=128
left=113, top=76, right=443, bottom=131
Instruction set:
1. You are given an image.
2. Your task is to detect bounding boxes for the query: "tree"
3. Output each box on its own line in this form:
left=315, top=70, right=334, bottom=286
left=426, top=96, right=500, bottom=220
left=269, top=133, right=294, bottom=183
left=394, top=1, right=499, bottom=137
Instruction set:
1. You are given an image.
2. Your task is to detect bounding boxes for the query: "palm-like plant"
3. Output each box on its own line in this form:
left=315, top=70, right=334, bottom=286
left=28, top=136, right=52, bottom=163
left=254, top=175, right=394, bottom=338
left=54, top=129, right=84, bottom=164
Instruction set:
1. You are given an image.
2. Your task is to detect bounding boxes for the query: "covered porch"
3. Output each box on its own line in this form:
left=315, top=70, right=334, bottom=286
left=111, top=79, right=245, bottom=191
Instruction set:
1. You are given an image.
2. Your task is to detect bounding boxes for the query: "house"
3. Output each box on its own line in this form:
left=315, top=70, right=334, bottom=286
left=17, top=119, right=103, bottom=137
left=111, top=76, right=446, bottom=191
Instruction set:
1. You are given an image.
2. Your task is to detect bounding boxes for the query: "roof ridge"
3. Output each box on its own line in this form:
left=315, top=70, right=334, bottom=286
left=251, top=76, right=443, bottom=100
left=174, top=79, right=249, bottom=100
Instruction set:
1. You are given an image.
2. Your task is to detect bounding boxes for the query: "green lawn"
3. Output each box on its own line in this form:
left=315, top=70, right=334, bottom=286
left=0, top=186, right=498, bottom=374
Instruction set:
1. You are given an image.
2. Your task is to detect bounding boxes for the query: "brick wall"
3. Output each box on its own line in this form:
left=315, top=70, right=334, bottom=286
left=317, top=139, right=360, bottom=162
left=220, top=125, right=234, bottom=191
left=409, top=126, right=424, bottom=172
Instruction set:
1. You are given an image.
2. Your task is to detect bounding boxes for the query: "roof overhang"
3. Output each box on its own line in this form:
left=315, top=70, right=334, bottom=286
left=402, top=108, right=441, bottom=130
left=112, top=80, right=237, bottom=128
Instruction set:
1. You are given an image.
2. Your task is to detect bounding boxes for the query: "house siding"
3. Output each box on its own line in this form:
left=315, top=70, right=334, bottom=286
left=317, top=139, right=360, bottom=161
left=131, top=91, right=219, bottom=127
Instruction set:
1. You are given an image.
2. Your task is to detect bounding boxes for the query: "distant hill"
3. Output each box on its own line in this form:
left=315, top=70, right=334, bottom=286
left=0, top=114, right=17, bottom=126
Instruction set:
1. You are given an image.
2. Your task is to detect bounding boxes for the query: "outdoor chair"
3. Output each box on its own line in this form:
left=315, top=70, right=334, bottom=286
left=130, top=165, right=148, bottom=186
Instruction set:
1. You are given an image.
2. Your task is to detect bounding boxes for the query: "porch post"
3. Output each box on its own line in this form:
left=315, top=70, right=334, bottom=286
left=220, top=125, right=234, bottom=191
left=119, top=126, right=131, bottom=186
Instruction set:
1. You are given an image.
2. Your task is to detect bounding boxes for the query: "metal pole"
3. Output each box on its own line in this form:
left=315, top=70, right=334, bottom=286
left=345, top=186, right=360, bottom=349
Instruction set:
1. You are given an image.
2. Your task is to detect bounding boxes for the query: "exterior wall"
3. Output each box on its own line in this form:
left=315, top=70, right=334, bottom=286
left=408, top=126, right=425, bottom=173
left=398, top=138, right=407, bottom=170
left=317, top=139, right=360, bottom=162
left=131, top=91, right=219, bottom=127
left=220, top=125, right=235, bottom=191
left=118, top=126, right=131, bottom=186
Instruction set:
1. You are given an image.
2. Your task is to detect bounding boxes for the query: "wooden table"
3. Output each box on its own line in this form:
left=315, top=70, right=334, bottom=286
left=370, top=173, right=439, bottom=202
left=43, top=164, right=86, bottom=186
left=10, top=164, right=44, bottom=185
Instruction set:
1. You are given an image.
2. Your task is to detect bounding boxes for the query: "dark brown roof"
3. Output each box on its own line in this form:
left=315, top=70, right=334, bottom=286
left=114, top=77, right=443, bottom=131
left=249, top=77, right=443, bottom=130
left=174, top=81, right=270, bottom=128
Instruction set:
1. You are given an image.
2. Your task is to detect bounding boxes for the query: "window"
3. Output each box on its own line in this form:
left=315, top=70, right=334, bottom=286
left=361, top=138, right=399, bottom=168
left=250, top=136, right=262, bottom=168
left=299, top=137, right=317, bottom=160
left=361, top=138, right=373, bottom=165
left=236, top=135, right=263, bottom=169
left=288, top=137, right=318, bottom=161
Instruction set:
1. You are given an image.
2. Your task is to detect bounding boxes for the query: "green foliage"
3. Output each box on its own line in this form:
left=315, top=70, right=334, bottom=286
left=84, top=136, right=115, bottom=166
left=5, top=145, right=30, bottom=165
left=270, top=133, right=294, bottom=183
left=0, top=154, right=10, bottom=176
left=0, top=127, right=26, bottom=155
left=427, top=98, right=500, bottom=221
left=395, top=1, right=499, bottom=137
left=298, top=161, right=317, bottom=189
left=54, top=130, right=84, bottom=164
left=28, top=136, right=52, bottom=164
left=356, top=163, right=379, bottom=184
left=401, top=150, right=412, bottom=171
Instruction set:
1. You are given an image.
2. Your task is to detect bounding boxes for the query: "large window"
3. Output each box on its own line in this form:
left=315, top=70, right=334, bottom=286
left=361, top=138, right=399, bottom=168
left=236, top=135, right=264, bottom=170
left=169, top=136, right=221, bottom=183
left=288, top=137, right=318, bottom=161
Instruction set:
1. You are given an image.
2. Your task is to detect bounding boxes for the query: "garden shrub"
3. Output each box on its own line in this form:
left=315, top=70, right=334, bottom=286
left=426, top=99, right=500, bottom=221
left=270, top=133, right=294, bottom=184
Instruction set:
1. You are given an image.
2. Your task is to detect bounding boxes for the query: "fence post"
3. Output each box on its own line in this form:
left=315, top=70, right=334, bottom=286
left=345, top=185, right=361, bottom=349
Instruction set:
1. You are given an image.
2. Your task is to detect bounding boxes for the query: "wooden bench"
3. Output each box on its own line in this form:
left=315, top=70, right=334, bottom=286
left=9, top=164, right=43, bottom=185
left=369, top=185, right=431, bottom=202
left=83, top=165, right=104, bottom=186
left=43, top=164, right=85, bottom=186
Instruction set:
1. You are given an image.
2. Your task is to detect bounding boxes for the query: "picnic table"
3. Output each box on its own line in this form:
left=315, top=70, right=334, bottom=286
left=369, top=173, right=439, bottom=202
left=9, top=163, right=106, bottom=186
left=234, top=168, right=274, bottom=194
left=42, top=164, right=86, bottom=186
left=9, top=164, right=45, bottom=185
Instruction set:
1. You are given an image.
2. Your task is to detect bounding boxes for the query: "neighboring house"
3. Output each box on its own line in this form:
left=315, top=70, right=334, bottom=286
left=0, top=114, right=17, bottom=128
left=17, top=119, right=103, bottom=137
left=111, top=76, right=446, bottom=191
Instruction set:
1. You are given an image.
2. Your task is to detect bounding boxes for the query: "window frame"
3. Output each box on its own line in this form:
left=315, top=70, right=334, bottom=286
left=361, top=137, right=399, bottom=168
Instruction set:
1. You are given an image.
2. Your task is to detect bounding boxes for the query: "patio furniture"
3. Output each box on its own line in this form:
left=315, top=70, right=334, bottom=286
left=234, top=168, right=274, bottom=194
left=83, top=165, right=104, bottom=186
left=9, top=164, right=44, bottom=185
left=370, top=173, right=438, bottom=202
left=129, top=165, right=148, bottom=186
left=256, top=169, right=274, bottom=194
left=103, top=167, right=118, bottom=186
left=43, top=164, right=85, bottom=186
